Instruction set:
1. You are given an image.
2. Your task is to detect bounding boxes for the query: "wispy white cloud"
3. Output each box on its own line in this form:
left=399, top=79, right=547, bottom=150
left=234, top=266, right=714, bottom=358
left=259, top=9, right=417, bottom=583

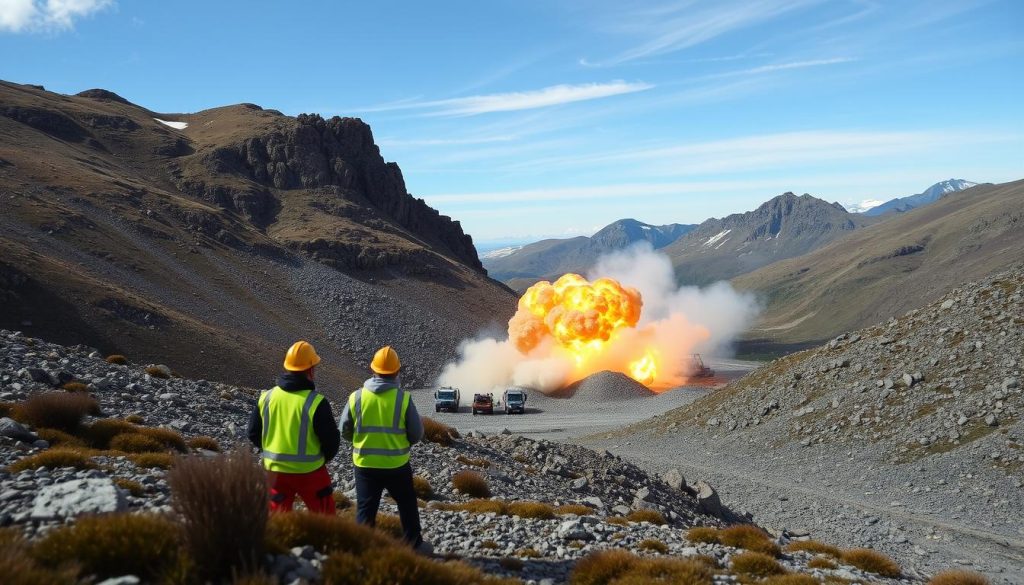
left=378, top=135, right=518, bottom=148
left=0, top=0, right=113, bottom=33
left=584, top=0, right=819, bottom=66
left=714, top=57, right=856, bottom=77
left=358, top=81, right=654, bottom=117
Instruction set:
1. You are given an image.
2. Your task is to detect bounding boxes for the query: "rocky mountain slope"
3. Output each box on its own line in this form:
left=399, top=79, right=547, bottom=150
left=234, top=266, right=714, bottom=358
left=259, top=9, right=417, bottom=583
left=734, top=179, right=1023, bottom=346
left=862, top=179, right=978, bottom=217
left=484, top=219, right=695, bottom=291
left=591, top=266, right=1023, bottom=581
left=0, top=80, right=516, bottom=391
left=663, top=192, right=878, bottom=287
left=0, top=328, right=943, bottom=584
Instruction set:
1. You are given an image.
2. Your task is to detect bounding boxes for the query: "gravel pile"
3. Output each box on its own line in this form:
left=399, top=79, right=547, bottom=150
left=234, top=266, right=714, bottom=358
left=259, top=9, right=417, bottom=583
left=559, top=371, right=655, bottom=402
left=0, top=329, right=926, bottom=583
left=587, top=266, right=1024, bottom=582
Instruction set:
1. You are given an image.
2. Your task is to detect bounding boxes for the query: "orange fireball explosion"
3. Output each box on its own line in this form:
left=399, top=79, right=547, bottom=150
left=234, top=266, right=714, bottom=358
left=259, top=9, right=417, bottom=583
left=507, top=274, right=661, bottom=386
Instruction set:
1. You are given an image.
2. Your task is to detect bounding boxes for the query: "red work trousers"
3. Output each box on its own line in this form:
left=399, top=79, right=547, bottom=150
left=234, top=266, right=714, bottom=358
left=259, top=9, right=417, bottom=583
left=267, top=465, right=335, bottom=514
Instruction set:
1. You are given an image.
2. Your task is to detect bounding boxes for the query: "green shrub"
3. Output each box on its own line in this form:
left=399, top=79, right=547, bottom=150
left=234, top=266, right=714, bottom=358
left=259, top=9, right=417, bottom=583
left=114, top=478, right=146, bottom=497
left=35, top=428, right=86, bottom=448
left=136, top=426, right=188, bottom=452
left=731, top=551, right=786, bottom=577
left=187, top=436, right=221, bottom=452
left=840, top=548, right=901, bottom=578
left=110, top=432, right=166, bottom=453
left=555, top=504, right=594, bottom=516
left=455, top=454, right=491, bottom=468
left=638, top=538, right=669, bottom=553
left=33, top=513, right=181, bottom=581
left=167, top=448, right=267, bottom=582
left=321, top=546, right=519, bottom=585
left=570, top=549, right=713, bottom=585
left=422, top=417, right=457, bottom=446
left=718, top=524, right=780, bottom=556
left=84, top=418, right=136, bottom=448
left=105, top=355, right=128, bottom=365
left=145, top=365, right=170, bottom=379
left=452, top=470, right=491, bottom=498
left=7, top=448, right=96, bottom=473
left=785, top=539, right=840, bottom=556
left=625, top=509, right=667, bottom=525
left=16, top=392, right=99, bottom=431
left=413, top=475, right=434, bottom=500
left=686, top=526, right=720, bottom=544
left=61, top=382, right=89, bottom=393
left=927, top=569, right=990, bottom=585
left=507, top=501, right=555, bottom=519
left=130, top=452, right=175, bottom=469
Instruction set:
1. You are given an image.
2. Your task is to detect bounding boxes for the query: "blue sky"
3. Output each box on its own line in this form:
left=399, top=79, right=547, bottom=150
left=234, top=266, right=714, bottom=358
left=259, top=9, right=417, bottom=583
left=2, top=1, right=1022, bottom=245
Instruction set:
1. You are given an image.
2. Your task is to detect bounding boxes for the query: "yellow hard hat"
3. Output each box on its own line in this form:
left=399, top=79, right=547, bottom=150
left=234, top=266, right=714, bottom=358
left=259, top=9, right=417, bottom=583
left=283, top=341, right=321, bottom=372
left=371, top=345, right=401, bottom=375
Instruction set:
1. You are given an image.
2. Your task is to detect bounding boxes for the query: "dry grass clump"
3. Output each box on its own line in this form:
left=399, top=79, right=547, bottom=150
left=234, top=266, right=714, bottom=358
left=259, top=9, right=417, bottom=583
left=266, top=512, right=393, bottom=555
left=785, top=540, right=840, bottom=556
left=125, top=414, right=145, bottom=424
left=84, top=418, right=136, bottom=448
left=167, top=448, right=267, bottom=581
left=570, top=549, right=713, bottom=585
left=625, top=509, right=667, bottom=525
left=0, top=401, right=13, bottom=418
left=507, top=501, right=555, bottom=519
left=762, top=575, right=820, bottom=585
left=731, top=551, right=786, bottom=577
left=452, top=470, right=491, bottom=498
left=145, top=365, right=170, bottom=379
left=35, top=428, right=86, bottom=448
left=499, top=556, right=524, bottom=571
left=376, top=513, right=404, bottom=540
left=0, top=528, right=78, bottom=585
left=16, top=392, right=99, bottom=431
left=456, top=454, right=492, bottom=468
left=61, top=382, right=89, bottom=393
left=187, top=436, right=221, bottom=451
left=130, top=452, right=175, bottom=469
left=638, top=538, right=669, bottom=553
left=114, top=478, right=146, bottom=497
left=607, top=516, right=629, bottom=526
left=7, top=448, right=96, bottom=473
left=136, top=426, right=188, bottom=452
left=413, top=475, right=434, bottom=500
left=839, top=548, right=901, bottom=578
left=333, top=490, right=352, bottom=510
left=32, top=513, right=181, bottom=582
left=719, top=524, right=780, bottom=556
left=556, top=504, right=594, bottom=516
left=481, top=539, right=499, bottom=550
left=110, top=432, right=166, bottom=453
left=807, top=556, right=837, bottom=569
left=927, top=569, right=990, bottom=585
left=686, top=526, right=720, bottom=544
left=516, top=547, right=541, bottom=558
left=105, top=354, right=128, bottom=365
left=422, top=417, right=458, bottom=446
left=321, top=546, right=520, bottom=585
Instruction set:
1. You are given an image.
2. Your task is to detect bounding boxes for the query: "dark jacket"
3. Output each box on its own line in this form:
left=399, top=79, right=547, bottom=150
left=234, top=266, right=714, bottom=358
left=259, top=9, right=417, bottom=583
left=340, top=375, right=424, bottom=445
left=247, top=372, right=341, bottom=464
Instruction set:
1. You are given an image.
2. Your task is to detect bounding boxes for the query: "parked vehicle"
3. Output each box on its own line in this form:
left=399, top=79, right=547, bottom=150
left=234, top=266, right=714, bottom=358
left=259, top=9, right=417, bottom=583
left=472, top=393, right=494, bottom=415
left=690, top=353, right=715, bottom=377
left=434, top=386, right=460, bottom=413
left=503, top=387, right=528, bottom=414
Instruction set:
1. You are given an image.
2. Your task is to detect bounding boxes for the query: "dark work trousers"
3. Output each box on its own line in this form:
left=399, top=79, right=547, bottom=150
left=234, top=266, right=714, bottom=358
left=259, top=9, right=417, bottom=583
left=354, top=463, right=422, bottom=545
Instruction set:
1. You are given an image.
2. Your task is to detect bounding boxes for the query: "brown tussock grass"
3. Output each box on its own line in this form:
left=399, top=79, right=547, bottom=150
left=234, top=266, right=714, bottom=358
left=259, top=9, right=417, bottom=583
left=555, top=504, right=594, bottom=516
left=422, top=417, right=458, bottom=446
left=927, top=569, right=990, bottom=585
left=625, top=509, right=667, bottom=525
left=456, top=453, right=492, bottom=468
left=413, top=475, right=434, bottom=500
left=187, top=436, right=221, bottom=452
left=16, top=392, right=99, bottom=432
left=105, top=355, right=128, bottom=365
left=7, top=448, right=97, bottom=473
left=719, top=524, right=781, bottom=556
left=570, top=549, right=713, bottom=585
left=731, top=551, right=786, bottom=577
left=686, top=526, right=720, bottom=543
left=452, top=470, right=491, bottom=498
left=839, top=548, right=901, bottom=578
left=785, top=540, right=840, bottom=557
left=638, top=538, right=669, bottom=553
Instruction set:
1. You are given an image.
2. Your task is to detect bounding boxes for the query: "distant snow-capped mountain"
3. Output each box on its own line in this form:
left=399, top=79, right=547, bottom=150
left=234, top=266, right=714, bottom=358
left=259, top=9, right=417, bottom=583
left=850, top=179, right=978, bottom=216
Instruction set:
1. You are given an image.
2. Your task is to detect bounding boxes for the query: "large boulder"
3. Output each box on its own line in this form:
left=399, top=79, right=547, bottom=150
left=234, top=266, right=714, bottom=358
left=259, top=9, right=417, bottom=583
left=0, top=417, right=38, bottom=443
left=695, top=480, right=723, bottom=517
left=31, top=477, right=127, bottom=520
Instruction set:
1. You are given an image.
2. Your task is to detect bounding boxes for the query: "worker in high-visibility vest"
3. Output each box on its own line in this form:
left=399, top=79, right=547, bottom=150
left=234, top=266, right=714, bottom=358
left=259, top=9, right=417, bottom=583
left=340, top=345, right=430, bottom=553
left=247, top=341, right=341, bottom=514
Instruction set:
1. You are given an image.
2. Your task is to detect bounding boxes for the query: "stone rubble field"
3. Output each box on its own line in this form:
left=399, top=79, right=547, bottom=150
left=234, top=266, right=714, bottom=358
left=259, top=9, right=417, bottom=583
left=0, top=328, right=939, bottom=584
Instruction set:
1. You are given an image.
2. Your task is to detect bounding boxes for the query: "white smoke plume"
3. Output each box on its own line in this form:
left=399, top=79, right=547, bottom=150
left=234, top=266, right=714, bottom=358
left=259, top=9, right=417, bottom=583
left=437, top=244, right=759, bottom=394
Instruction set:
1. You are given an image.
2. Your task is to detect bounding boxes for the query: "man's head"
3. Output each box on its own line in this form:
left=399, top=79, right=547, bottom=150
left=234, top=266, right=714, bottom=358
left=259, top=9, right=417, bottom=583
left=370, top=345, right=401, bottom=378
left=283, top=341, right=321, bottom=380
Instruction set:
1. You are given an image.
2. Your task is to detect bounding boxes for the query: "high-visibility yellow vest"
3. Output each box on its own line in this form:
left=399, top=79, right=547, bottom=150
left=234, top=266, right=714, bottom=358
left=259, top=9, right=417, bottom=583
left=349, top=385, right=411, bottom=469
left=258, top=386, right=325, bottom=473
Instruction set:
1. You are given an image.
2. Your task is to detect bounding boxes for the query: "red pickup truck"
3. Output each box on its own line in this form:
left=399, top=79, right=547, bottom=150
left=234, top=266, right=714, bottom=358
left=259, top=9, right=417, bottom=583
left=472, top=393, right=494, bottom=415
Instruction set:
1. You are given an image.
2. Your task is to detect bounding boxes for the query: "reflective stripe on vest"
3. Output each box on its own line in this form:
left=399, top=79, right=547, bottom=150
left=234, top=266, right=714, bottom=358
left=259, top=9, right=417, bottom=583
left=258, top=386, right=325, bottom=473
left=350, top=386, right=411, bottom=468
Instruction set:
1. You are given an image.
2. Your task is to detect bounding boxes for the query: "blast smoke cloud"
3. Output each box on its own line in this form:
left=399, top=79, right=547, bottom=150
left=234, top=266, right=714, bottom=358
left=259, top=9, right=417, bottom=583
left=437, top=244, right=759, bottom=394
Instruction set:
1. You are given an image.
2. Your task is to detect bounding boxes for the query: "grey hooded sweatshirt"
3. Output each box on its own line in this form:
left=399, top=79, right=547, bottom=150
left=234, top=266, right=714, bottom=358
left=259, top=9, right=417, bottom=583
left=339, top=375, right=424, bottom=445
